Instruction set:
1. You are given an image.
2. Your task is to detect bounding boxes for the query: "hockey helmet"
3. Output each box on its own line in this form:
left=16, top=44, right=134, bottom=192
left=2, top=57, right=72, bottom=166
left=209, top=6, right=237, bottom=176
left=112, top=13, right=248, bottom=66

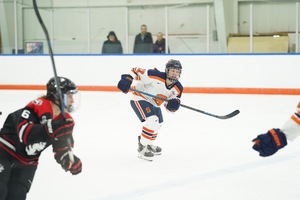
left=46, top=76, right=80, bottom=112
left=165, top=59, right=182, bottom=83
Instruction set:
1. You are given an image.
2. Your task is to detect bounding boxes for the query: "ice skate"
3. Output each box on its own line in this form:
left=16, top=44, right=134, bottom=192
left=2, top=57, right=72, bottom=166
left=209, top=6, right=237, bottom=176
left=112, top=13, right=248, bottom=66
left=148, top=144, right=162, bottom=155
left=137, top=136, right=154, bottom=161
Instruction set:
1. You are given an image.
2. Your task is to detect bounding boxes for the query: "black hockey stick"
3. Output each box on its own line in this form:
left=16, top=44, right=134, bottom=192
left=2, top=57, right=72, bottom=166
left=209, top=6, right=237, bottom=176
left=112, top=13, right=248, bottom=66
left=129, top=88, right=240, bottom=119
left=32, top=0, right=74, bottom=163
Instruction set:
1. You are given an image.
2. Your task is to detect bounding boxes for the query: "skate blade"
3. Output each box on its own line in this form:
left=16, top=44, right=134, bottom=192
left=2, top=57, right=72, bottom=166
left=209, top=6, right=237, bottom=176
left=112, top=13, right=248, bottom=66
left=138, top=154, right=153, bottom=162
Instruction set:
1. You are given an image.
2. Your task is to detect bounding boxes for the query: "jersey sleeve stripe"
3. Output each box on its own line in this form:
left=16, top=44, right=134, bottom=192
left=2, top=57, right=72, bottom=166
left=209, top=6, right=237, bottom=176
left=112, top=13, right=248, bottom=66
left=291, top=114, right=300, bottom=125
left=18, top=122, right=34, bottom=145
left=23, top=123, right=34, bottom=145
left=0, top=137, right=16, bottom=152
left=18, top=123, right=29, bottom=143
left=269, top=129, right=282, bottom=147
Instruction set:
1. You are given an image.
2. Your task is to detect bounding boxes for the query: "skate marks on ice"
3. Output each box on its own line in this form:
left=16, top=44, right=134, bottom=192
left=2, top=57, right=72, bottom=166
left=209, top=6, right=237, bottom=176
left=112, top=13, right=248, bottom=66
left=94, top=150, right=300, bottom=200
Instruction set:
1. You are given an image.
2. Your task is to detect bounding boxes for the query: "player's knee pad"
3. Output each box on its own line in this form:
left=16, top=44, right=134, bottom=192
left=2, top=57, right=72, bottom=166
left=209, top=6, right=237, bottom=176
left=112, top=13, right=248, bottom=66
left=144, top=115, right=161, bottom=132
left=0, top=181, right=8, bottom=200
left=6, top=182, right=28, bottom=200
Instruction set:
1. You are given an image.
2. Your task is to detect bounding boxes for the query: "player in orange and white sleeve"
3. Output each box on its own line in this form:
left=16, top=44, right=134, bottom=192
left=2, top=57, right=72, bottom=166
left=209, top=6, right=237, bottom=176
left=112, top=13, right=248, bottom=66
left=117, top=59, right=183, bottom=161
left=252, top=102, right=300, bottom=157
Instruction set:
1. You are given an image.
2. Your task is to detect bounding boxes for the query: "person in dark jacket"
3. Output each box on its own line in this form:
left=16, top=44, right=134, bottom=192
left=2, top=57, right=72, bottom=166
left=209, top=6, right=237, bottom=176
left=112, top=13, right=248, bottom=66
left=153, top=32, right=170, bottom=54
left=133, top=24, right=153, bottom=54
left=102, top=31, right=123, bottom=54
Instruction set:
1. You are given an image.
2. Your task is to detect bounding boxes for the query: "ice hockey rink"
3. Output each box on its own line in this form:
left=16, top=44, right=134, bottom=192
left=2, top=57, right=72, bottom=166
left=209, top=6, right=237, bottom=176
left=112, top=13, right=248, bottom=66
left=1, top=90, right=300, bottom=200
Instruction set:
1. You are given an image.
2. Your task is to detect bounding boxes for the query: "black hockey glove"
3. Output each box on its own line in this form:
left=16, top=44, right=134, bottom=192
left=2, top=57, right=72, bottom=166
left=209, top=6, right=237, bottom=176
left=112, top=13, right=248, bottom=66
left=166, top=98, right=181, bottom=112
left=45, top=117, right=74, bottom=139
left=252, top=128, right=287, bottom=157
left=117, top=74, right=133, bottom=93
left=55, top=147, right=82, bottom=175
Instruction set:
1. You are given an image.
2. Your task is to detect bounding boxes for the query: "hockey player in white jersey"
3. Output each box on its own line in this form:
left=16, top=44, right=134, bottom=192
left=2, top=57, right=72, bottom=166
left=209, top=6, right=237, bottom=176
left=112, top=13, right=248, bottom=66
left=117, top=59, right=183, bottom=161
left=252, top=102, right=300, bottom=156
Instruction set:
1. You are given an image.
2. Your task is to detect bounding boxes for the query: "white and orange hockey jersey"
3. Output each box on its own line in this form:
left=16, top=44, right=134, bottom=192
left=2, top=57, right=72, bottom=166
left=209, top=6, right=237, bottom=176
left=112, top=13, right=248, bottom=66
left=129, top=67, right=183, bottom=108
left=281, top=102, right=300, bottom=141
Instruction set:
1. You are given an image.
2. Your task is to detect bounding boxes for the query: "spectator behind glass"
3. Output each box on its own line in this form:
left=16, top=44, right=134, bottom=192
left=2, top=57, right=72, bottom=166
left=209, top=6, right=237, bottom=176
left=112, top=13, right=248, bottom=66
left=102, top=31, right=123, bottom=54
left=153, top=32, right=170, bottom=53
left=133, top=24, right=153, bottom=53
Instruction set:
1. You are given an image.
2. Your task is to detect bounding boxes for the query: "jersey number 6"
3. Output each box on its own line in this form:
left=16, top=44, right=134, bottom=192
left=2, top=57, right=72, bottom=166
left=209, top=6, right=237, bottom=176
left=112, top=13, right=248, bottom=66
left=21, top=110, right=31, bottom=119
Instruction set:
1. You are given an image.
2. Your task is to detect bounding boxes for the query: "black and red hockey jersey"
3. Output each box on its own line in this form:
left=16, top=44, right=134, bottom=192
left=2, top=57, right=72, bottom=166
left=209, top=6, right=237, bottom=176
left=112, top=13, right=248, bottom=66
left=0, top=97, right=74, bottom=166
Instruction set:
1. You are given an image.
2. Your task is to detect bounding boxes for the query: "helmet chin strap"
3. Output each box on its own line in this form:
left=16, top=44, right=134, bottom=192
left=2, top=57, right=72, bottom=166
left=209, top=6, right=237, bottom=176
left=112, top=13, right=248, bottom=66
left=52, top=94, right=65, bottom=109
left=52, top=98, right=61, bottom=108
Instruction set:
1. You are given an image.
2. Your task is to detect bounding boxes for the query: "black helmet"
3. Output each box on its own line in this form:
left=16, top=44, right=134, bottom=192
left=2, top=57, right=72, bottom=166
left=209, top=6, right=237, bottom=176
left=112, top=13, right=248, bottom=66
left=46, top=76, right=77, bottom=97
left=165, top=59, right=182, bottom=83
left=46, top=76, right=79, bottom=112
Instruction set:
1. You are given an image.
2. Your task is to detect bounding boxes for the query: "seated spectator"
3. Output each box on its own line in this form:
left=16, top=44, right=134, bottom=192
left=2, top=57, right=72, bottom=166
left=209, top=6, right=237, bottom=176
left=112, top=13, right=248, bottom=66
left=153, top=32, right=170, bottom=53
left=102, top=31, right=123, bottom=54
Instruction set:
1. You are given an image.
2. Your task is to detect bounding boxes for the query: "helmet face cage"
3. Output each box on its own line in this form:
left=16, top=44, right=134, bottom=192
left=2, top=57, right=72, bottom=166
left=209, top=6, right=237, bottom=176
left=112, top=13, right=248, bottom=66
left=46, top=76, right=80, bottom=113
left=165, top=59, right=182, bottom=83
left=63, top=91, right=81, bottom=113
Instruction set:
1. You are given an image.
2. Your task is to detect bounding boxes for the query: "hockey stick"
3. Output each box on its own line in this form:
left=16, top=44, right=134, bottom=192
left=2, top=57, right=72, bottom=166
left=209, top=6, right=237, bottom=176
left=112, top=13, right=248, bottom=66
left=129, top=88, right=240, bottom=119
left=32, top=0, right=74, bottom=163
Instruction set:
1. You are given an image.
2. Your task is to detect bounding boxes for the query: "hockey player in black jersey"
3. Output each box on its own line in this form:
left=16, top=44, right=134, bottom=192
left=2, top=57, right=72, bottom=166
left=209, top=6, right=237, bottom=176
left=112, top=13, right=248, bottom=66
left=117, top=59, right=183, bottom=161
left=0, top=77, right=82, bottom=200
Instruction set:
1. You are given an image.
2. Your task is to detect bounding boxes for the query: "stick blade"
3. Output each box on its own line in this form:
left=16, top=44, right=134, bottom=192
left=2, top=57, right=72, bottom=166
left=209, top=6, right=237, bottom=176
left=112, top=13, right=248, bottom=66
left=217, top=109, right=240, bottom=119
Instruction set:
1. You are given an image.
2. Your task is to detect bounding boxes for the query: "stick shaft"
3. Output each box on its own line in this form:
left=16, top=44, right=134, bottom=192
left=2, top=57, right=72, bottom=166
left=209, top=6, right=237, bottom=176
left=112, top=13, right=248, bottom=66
left=130, top=88, right=168, bottom=101
left=129, top=88, right=239, bottom=119
left=33, top=0, right=74, bottom=162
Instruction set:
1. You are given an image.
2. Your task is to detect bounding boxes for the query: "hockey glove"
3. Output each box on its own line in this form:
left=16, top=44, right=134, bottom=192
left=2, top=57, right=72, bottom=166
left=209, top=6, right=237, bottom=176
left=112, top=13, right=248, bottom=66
left=166, top=98, right=181, bottom=112
left=252, top=128, right=287, bottom=157
left=55, top=147, right=82, bottom=175
left=117, top=74, right=133, bottom=93
left=45, top=117, right=74, bottom=139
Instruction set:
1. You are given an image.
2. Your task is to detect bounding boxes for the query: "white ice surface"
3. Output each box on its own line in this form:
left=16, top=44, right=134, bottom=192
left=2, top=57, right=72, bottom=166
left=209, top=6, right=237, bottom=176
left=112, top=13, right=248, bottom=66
left=1, top=90, right=300, bottom=200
